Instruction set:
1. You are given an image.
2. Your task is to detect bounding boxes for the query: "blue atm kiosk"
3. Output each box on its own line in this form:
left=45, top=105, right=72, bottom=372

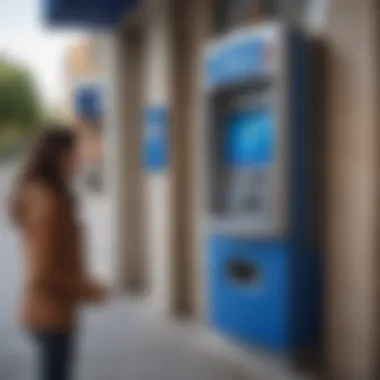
left=205, top=23, right=322, bottom=352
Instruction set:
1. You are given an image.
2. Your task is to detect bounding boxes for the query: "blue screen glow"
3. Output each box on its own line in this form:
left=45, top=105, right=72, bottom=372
left=224, top=109, right=275, bottom=167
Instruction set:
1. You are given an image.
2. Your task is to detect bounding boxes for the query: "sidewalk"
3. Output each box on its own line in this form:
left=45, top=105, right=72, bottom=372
left=78, top=192, right=317, bottom=380
left=76, top=191, right=255, bottom=380
left=77, top=297, right=254, bottom=380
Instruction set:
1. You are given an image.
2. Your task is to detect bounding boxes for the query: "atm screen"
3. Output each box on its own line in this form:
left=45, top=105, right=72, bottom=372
left=222, top=107, right=275, bottom=216
left=224, top=108, right=275, bottom=168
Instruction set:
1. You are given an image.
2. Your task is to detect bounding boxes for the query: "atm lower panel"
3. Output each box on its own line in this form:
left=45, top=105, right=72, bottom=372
left=207, top=235, right=321, bottom=352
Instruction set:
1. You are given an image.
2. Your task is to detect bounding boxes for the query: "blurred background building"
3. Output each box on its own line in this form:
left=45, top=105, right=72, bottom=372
left=64, top=37, right=104, bottom=190
left=41, top=1, right=380, bottom=380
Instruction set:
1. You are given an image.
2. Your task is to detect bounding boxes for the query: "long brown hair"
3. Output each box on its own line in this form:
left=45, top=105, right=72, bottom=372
left=12, top=127, right=77, bottom=223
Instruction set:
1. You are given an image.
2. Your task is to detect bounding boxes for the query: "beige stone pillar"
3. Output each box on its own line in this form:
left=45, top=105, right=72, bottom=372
left=324, top=1, right=380, bottom=379
left=142, top=0, right=172, bottom=316
left=101, top=27, right=145, bottom=292
left=99, top=32, right=124, bottom=289
left=169, top=0, right=214, bottom=319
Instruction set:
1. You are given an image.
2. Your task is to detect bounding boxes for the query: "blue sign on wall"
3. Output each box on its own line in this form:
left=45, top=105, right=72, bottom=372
left=225, top=108, right=275, bottom=167
left=75, top=86, right=103, bottom=120
left=144, top=106, right=169, bottom=172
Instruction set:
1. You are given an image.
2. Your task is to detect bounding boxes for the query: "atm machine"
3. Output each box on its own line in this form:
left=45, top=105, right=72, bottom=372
left=204, top=22, right=322, bottom=352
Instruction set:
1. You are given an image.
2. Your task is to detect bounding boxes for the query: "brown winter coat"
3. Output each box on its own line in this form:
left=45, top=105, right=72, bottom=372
left=17, top=182, right=93, bottom=332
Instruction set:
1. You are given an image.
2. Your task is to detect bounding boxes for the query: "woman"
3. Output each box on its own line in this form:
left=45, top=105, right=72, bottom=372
left=12, top=127, right=108, bottom=380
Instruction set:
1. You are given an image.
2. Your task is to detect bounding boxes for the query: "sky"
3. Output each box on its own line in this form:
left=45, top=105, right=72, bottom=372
left=0, top=0, right=84, bottom=108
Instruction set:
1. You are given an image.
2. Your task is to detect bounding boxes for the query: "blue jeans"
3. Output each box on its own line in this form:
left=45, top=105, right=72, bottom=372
left=31, top=331, right=75, bottom=380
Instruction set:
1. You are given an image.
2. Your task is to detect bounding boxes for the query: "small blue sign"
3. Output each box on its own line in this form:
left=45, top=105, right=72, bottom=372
left=144, top=106, right=169, bottom=172
left=75, top=86, right=103, bottom=120
left=225, top=108, right=275, bottom=167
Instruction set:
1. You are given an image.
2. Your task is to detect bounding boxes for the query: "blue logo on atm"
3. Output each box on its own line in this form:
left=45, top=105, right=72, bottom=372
left=206, top=38, right=267, bottom=87
left=225, top=109, right=274, bottom=166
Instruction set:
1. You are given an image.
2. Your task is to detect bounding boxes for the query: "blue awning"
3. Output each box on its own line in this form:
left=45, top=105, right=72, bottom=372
left=44, top=0, right=138, bottom=28
left=75, top=86, right=103, bottom=120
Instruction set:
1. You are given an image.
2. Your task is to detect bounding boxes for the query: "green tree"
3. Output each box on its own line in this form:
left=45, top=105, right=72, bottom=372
left=0, top=57, right=42, bottom=135
left=0, top=57, right=42, bottom=157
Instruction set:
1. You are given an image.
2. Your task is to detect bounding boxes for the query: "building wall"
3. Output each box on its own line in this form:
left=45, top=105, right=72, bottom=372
left=65, top=38, right=103, bottom=166
left=143, top=0, right=172, bottom=315
left=324, top=0, right=379, bottom=378
left=101, top=28, right=146, bottom=290
left=66, top=38, right=100, bottom=79
left=101, top=1, right=380, bottom=378
left=168, top=0, right=214, bottom=320
left=99, top=33, right=126, bottom=288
